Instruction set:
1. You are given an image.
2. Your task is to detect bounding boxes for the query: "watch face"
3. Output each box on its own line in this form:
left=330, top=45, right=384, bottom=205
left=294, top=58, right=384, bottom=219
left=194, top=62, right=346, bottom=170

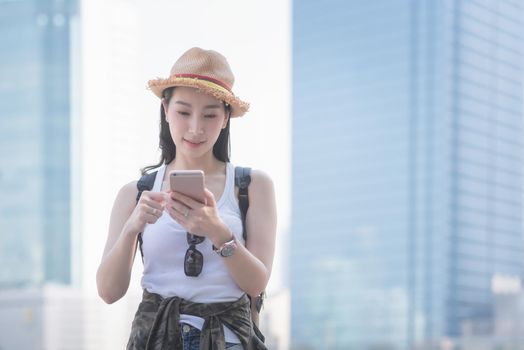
left=220, top=243, right=236, bottom=257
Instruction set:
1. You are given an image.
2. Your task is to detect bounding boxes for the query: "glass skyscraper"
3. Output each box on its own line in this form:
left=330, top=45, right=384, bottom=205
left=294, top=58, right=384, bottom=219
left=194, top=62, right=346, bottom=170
left=0, top=0, right=77, bottom=287
left=291, top=1, right=523, bottom=348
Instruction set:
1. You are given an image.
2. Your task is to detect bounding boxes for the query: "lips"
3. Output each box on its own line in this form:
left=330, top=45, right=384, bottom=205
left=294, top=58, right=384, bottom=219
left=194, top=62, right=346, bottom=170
left=183, top=139, right=205, bottom=147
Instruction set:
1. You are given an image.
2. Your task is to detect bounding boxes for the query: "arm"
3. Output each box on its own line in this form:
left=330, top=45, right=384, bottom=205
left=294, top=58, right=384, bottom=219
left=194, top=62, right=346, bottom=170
left=96, top=182, right=165, bottom=304
left=167, top=169, right=277, bottom=297
left=221, top=169, right=277, bottom=297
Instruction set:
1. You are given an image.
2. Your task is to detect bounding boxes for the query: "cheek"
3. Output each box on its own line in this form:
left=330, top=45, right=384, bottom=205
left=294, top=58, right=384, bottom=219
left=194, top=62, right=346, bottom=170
left=166, top=118, right=185, bottom=142
left=166, top=113, right=184, bottom=129
left=215, top=115, right=228, bottom=129
left=210, top=120, right=226, bottom=136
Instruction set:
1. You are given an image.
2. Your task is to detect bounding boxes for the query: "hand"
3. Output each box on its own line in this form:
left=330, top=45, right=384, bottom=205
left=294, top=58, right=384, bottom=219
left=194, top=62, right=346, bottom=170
left=166, top=188, right=231, bottom=246
left=123, top=191, right=166, bottom=238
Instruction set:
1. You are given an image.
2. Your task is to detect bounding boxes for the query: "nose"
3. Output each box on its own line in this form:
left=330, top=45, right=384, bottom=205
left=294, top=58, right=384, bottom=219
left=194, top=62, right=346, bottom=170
left=188, top=116, right=203, bottom=134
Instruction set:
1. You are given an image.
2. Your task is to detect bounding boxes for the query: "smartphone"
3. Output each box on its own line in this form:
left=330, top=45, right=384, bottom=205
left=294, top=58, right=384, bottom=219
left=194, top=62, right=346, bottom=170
left=169, top=170, right=205, bottom=203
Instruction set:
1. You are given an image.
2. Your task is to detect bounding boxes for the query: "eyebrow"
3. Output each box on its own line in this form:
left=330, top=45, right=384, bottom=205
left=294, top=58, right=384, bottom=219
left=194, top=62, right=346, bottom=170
left=174, top=100, right=222, bottom=109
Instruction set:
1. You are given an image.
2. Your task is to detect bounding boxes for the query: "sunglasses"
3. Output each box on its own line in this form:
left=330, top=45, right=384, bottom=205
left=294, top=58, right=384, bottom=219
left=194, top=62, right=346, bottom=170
left=184, top=232, right=205, bottom=277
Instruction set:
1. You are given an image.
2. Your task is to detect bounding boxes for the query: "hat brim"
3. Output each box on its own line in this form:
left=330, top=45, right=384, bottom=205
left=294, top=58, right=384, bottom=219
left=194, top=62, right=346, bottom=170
left=148, top=77, right=249, bottom=118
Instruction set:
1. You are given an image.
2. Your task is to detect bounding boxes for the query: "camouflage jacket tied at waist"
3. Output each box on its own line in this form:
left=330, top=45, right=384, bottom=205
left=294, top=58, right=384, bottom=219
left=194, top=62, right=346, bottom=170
left=127, top=289, right=267, bottom=350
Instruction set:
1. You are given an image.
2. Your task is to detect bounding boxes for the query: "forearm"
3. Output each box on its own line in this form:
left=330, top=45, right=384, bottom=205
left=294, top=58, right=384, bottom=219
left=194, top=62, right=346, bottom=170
left=222, top=243, right=270, bottom=297
left=96, top=228, right=138, bottom=304
left=210, top=224, right=270, bottom=297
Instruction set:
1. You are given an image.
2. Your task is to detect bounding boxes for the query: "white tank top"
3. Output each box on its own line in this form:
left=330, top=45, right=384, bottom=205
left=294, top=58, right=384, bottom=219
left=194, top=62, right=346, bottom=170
left=140, top=162, right=244, bottom=343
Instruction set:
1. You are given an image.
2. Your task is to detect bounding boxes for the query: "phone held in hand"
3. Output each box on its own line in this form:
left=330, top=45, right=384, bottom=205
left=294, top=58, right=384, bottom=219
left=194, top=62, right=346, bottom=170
left=169, top=170, right=205, bottom=204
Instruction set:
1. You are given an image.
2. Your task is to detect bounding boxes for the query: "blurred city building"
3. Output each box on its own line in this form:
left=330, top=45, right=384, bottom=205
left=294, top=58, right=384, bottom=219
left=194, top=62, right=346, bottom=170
left=291, top=0, right=524, bottom=349
left=0, top=0, right=78, bottom=289
left=259, top=288, right=291, bottom=350
left=0, top=285, right=84, bottom=349
left=0, top=0, right=80, bottom=348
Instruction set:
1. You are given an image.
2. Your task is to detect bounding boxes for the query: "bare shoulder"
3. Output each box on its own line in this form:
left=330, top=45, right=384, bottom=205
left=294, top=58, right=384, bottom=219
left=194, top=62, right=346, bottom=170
left=114, top=180, right=139, bottom=211
left=244, top=168, right=277, bottom=263
left=120, top=180, right=139, bottom=199
left=100, top=180, right=140, bottom=258
left=248, top=169, right=276, bottom=209
left=249, top=169, right=275, bottom=192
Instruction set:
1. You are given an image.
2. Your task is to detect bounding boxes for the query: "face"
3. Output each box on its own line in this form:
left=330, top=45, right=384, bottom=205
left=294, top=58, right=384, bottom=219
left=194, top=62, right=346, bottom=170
left=163, top=87, right=229, bottom=159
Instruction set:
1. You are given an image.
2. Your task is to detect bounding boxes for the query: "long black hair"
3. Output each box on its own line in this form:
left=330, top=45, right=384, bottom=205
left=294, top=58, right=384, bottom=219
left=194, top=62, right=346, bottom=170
left=141, top=87, right=232, bottom=174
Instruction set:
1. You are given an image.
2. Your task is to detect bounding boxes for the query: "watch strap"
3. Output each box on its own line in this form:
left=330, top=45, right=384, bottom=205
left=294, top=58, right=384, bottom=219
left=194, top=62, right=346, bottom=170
left=213, top=237, right=236, bottom=257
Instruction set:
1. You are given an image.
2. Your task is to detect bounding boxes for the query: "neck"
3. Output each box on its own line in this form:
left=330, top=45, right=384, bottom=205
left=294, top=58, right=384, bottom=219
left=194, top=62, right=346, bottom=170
left=168, top=154, right=225, bottom=176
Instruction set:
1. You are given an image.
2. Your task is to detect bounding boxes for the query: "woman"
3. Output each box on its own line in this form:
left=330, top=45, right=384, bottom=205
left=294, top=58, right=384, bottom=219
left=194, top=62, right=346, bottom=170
left=96, top=47, right=277, bottom=350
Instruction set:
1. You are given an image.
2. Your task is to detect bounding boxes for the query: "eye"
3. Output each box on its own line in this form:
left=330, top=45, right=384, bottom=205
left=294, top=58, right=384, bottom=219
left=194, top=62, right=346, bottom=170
left=204, top=114, right=217, bottom=119
left=177, top=111, right=190, bottom=117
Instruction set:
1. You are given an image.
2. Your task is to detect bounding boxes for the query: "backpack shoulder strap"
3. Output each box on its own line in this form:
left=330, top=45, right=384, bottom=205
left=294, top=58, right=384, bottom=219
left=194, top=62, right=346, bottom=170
left=135, top=171, right=157, bottom=261
left=234, top=166, right=251, bottom=242
left=136, top=171, right=157, bottom=202
left=234, top=166, right=265, bottom=317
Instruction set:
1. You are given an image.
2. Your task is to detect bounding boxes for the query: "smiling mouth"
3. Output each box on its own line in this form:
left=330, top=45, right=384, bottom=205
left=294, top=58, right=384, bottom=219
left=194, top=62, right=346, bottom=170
left=184, top=139, right=205, bottom=146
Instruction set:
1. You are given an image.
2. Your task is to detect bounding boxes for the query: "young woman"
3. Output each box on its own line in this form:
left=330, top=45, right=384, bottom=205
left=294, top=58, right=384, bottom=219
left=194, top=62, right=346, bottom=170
left=96, top=47, right=277, bottom=350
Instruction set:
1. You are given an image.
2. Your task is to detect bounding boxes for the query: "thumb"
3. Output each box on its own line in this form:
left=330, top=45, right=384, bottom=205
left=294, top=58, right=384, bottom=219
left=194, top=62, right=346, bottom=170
left=203, top=188, right=216, bottom=207
left=147, top=191, right=168, bottom=203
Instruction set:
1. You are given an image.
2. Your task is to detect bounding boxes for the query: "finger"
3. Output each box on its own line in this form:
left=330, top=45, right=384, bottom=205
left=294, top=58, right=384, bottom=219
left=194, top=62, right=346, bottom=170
left=165, top=195, right=185, bottom=212
left=141, top=196, right=166, bottom=213
left=171, top=191, right=205, bottom=209
left=149, top=207, right=162, bottom=217
left=142, top=191, right=168, bottom=204
left=138, top=201, right=163, bottom=217
left=143, top=212, right=160, bottom=224
left=167, top=204, right=187, bottom=224
left=141, top=198, right=164, bottom=211
left=170, top=200, right=189, bottom=216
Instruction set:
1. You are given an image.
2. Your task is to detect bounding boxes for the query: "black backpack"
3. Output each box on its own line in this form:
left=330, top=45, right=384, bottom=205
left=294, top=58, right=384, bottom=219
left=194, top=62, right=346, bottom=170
left=134, top=166, right=266, bottom=320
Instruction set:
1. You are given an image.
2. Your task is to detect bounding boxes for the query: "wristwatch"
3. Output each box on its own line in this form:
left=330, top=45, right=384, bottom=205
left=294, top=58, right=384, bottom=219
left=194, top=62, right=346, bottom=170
left=214, top=237, right=237, bottom=257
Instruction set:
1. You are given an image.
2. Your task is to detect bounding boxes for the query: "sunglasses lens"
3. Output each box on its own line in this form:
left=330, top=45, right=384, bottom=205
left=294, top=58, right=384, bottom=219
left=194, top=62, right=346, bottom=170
left=184, top=246, right=203, bottom=277
left=184, top=233, right=205, bottom=277
left=186, top=233, right=205, bottom=245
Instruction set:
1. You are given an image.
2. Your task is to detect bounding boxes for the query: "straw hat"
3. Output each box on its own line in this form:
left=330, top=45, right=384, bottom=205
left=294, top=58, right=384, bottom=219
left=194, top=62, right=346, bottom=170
left=148, top=47, right=249, bottom=117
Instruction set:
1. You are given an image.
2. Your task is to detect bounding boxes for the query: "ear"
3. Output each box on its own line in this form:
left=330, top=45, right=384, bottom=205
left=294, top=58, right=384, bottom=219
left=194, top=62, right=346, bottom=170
left=222, top=111, right=230, bottom=129
left=161, top=98, right=169, bottom=122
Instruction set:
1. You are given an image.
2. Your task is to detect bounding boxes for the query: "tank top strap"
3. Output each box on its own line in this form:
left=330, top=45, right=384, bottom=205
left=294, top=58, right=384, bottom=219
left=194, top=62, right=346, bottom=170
left=153, top=164, right=166, bottom=192
left=216, top=162, right=234, bottom=208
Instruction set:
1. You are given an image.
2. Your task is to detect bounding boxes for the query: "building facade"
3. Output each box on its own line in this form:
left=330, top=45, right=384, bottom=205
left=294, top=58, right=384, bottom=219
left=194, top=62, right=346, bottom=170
left=0, top=0, right=77, bottom=288
left=291, top=1, right=524, bottom=348
left=0, top=0, right=79, bottom=348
